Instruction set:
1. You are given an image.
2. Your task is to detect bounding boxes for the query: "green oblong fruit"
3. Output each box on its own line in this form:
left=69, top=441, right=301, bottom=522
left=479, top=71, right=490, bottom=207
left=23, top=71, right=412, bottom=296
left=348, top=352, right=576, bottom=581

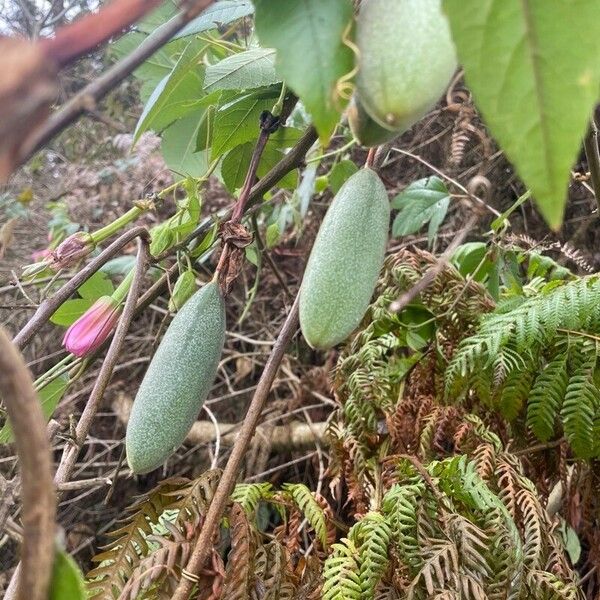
left=348, top=95, right=400, bottom=147
left=300, top=168, right=389, bottom=349
left=126, top=281, right=225, bottom=474
left=356, top=0, right=457, bottom=132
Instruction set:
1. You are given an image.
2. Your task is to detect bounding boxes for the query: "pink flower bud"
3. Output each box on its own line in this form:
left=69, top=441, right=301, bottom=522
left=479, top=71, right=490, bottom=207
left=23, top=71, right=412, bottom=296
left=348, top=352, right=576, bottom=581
left=63, top=296, right=121, bottom=357
left=50, top=232, right=93, bottom=269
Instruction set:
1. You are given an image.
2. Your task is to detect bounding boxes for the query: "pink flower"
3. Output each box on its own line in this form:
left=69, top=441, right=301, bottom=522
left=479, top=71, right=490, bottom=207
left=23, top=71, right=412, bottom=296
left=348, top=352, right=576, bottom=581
left=50, top=232, right=93, bottom=269
left=63, top=296, right=121, bottom=357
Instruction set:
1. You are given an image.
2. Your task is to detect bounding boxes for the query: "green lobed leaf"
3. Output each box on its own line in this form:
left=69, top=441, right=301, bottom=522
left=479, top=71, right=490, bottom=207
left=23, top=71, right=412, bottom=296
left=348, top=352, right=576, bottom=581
left=329, top=159, right=359, bottom=194
left=50, top=549, right=86, bottom=600
left=391, top=176, right=450, bottom=243
left=221, top=138, right=299, bottom=192
left=161, top=109, right=210, bottom=177
left=204, top=48, right=280, bottom=91
left=134, top=41, right=206, bottom=142
left=254, top=0, right=354, bottom=142
left=108, top=2, right=183, bottom=101
left=444, top=0, right=600, bottom=228
left=211, top=91, right=278, bottom=159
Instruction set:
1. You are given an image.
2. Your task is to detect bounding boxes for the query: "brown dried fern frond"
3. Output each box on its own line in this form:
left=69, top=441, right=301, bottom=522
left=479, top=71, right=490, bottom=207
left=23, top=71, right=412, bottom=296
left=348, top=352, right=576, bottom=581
left=86, top=478, right=188, bottom=600
left=222, top=503, right=254, bottom=600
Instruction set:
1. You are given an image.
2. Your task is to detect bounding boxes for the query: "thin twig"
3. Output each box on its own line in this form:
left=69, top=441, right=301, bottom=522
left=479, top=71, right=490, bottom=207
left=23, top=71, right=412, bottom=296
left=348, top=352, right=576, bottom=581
left=20, top=0, right=217, bottom=164
left=158, top=125, right=319, bottom=262
left=39, top=0, right=163, bottom=67
left=389, top=214, right=480, bottom=313
left=53, top=237, right=148, bottom=485
left=172, top=295, right=300, bottom=600
left=0, top=329, right=56, bottom=600
left=13, top=226, right=148, bottom=349
left=583, top=118, right=600, bottom=214
left=389, top=147, right=501, bottom=217
left=56, top=470, right=129, bottom=492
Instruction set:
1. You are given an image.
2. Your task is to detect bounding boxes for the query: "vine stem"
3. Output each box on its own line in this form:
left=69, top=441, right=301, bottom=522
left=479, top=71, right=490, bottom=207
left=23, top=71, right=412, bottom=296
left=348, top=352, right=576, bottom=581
left=389, top=213, right=480, bottom=313
left=13, top=226, right=148, bottom=350
left=583, top=118, right=600, bottom=214
left=5, top=236, right=148, bottom=599
left=172, top=295, right=300, bottom=600
left=54, top=237, right=148, bottom=484
left=18, top=0, right=217, bottom=167
left=0, top=329, right=55, bottom=600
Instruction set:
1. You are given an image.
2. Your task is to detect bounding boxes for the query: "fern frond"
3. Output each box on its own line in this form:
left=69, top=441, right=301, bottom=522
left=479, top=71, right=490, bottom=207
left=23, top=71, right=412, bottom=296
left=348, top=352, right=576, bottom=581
left=382, top=483, right=423, bottom=566
left=322, top=538, right=363, bottom=600
left=560, top=359, right=599, bottom=458
left=349, top=512, right=391, bottom=598
left=526, top=570, right=583, bottom=600
left=222, top=503, right=253, bottom=600
left=282, top=483, right=329, bottom=549
left=409, top=538, right=459, bottom=596
left=87, top=479, right=185, bottom=600
left=527, top=353, right=568, bottom=441
left=231, top=482, right=274, bottom=515
left=497, top=361, right=534, bottom=420
left=517, top=488, right=546, bottom=571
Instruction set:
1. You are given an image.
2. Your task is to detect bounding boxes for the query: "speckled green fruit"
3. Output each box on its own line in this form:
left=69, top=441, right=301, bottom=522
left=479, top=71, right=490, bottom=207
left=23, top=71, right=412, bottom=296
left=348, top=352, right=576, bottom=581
left=300, top=168, right=389, bottom=349
left=126, top=281, right=225, bottom=474
left=356, top=0, right=457, bottom=132
left=348, top=95, right=400, bottom=147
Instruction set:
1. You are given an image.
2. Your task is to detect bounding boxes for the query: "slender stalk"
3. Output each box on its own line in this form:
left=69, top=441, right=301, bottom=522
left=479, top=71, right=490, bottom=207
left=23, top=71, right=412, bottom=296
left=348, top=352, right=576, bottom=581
left=584, top=118, right=600, bottom=214
left=172, top=296, right=300, bottom=600
left=54, top=237, right=147, bottom=484
left=19, top=0, right=217, bottom=166
left=0, top=329, right=56, bottom=600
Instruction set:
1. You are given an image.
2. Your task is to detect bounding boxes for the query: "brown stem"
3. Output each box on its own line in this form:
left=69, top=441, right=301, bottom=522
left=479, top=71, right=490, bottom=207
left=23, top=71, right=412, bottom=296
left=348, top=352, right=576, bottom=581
left=230, top=127, right=272, bottom=223
left=172, top=295, right=300, bottom=600
left=584, top=118, right=600, bottom=215
left=40, top=0, right=164, bottom=68
left=13, top=226, right=149, bottom=350
left=19, top=0, right=217, bottom=165
left=158, top=125, right=319, bottom=262
left=216, top=111, right=280, bottom=293
left=389, top=214, right=479, bottom=313
left=54, top=237, right=148, bottom=484
left=365, top=147, right=376, bottom=168
left=0, top=329, right=56, bottom=600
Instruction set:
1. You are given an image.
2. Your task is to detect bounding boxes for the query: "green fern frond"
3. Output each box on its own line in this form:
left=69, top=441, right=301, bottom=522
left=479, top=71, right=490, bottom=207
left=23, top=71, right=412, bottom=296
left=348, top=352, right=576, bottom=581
left=527, top=353, right=568, bottom=441
left=497, top=362, right=534, bottom=420
left=349, top=512, right=391, bottom=599
left=282, top=483, right=329, bottom=549
left=231, top=482, right=274, bottom=515
left=322, top=538, right=363, bottom=600
left=560, top=359, right=599, bottom=458
left=382, top=483, right=423, bottom=566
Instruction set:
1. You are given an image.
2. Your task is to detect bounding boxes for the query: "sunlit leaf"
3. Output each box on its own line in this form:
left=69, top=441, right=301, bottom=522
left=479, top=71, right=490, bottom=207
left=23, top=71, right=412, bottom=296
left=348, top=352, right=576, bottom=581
left=134, top=41, right=205, bottom=142
left=204, top=48, right=279, bottom=91
left=391, top=176, right=450, bottom=244
left=444, top=0, right=600, bottom=228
